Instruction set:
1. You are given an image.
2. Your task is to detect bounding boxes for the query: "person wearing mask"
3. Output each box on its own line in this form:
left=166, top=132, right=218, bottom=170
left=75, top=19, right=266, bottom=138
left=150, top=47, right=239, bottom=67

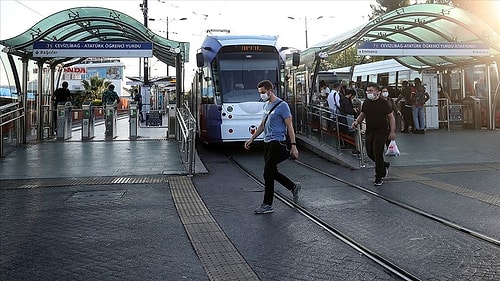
left=352, top=82, right=396, bottom=186
left=327, top=82, right=341, bottom=115
left=410, top=78, right=430, bottom=134
left=338, top=88, right=358, bottom=134
left=381, top=86, right=400, bottom=147
left=319, top=80, right=330, bottom=102
left=395, top=80, right=413, bottom=133
left=244, top=80, right=300, bottom=214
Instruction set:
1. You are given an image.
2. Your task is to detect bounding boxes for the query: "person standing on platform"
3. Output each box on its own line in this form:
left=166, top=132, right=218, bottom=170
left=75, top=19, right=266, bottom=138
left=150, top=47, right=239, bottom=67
left=352, top=82, right=396, bottom=186
left=319, top=80, right=330, bottom=102
left=133, top=88, right=144, bottom=122
left=244, top=80, right=300, bottom=214
left=338, top=88, right=358, bottom=134
left=381, top=86, right=400, bottom=148
left=395, top=80, right=414, bottom=133
left=326, top=83, right=342, bottom=131
left=410, top=78, right=430, bottom=134
left=52, top=81, right=71, bottom=133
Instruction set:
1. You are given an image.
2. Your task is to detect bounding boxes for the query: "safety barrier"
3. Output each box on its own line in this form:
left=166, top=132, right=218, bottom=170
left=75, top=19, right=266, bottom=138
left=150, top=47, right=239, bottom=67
left=294, top=103, right=367, bottom=168
left=176, top=102, right=196, bottom=175
left=0, top=102, right=24, bottom=158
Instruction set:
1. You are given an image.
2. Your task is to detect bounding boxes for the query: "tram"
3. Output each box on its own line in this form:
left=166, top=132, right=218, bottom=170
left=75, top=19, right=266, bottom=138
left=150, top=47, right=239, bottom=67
left=191, top=34, right=288, bottom=143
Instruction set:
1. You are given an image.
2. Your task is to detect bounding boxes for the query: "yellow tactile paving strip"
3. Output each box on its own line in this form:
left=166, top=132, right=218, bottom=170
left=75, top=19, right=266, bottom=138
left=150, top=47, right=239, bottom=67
left=389, top=167, right=500, bottom=207
left=169, top=176, right=260, bottom=281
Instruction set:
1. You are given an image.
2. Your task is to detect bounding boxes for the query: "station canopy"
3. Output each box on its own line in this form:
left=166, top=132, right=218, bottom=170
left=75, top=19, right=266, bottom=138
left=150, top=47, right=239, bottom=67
left=302, top=3, right=500, bottom=70
left=0, top=7, right=189, bottom=67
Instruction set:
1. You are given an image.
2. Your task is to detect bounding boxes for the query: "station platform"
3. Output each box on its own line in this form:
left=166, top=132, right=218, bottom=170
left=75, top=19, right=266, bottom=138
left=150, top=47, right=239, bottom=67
left=1, top=119, right=500, bottom=280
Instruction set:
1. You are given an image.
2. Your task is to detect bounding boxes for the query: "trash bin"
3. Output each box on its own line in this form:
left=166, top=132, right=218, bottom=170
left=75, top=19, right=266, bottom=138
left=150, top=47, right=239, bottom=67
left=57, top=102, right=72, bottom=140
left=462, top=96, right=481, bottom=129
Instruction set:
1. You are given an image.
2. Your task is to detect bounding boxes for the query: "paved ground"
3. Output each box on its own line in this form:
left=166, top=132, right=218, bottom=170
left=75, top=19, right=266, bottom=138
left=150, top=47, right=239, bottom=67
left=1, top=119, right=500, bottom=280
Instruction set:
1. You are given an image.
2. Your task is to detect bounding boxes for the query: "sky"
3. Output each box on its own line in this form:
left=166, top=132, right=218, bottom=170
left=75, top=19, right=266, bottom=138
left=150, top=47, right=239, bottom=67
left=0, top=0, right=375, bottom=87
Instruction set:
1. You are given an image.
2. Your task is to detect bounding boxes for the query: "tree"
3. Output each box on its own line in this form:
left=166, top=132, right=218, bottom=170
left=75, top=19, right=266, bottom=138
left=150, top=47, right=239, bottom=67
left=81, top=75, right=111, bottom=105
left=369, top=0, right=411, bottom=20
left=451, top=0, right=500, bottom=33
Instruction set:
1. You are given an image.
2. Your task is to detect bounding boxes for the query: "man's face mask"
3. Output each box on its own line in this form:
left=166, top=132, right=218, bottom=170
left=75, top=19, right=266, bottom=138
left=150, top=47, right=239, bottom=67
left=260, top=91, right=270, bottom=101
left=367, top=93, right=376, bottom=100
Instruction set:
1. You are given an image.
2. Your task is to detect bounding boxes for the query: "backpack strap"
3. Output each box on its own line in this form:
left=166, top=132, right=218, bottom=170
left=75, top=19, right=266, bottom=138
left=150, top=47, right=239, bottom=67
left=264, top=100, right=283, bottom=124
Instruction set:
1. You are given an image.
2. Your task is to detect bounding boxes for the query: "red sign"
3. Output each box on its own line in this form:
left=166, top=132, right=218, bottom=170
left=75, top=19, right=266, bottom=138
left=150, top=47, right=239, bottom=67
left=64, top=67, right=87, bottom=73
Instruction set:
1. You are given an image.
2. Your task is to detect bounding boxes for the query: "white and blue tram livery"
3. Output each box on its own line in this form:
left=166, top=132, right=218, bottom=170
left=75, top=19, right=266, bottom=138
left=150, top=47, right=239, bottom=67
left=192, top=35, right=287, bottom=143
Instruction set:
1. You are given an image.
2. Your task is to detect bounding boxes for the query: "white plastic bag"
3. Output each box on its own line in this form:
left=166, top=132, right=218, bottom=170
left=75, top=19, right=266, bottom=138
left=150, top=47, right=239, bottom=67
left=385, top=140, right=400, bottom=156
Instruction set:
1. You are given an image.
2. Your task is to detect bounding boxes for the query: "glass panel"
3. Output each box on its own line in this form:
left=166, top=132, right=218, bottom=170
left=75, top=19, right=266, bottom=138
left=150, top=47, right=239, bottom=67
left=217, top=53, right=279, bottom=103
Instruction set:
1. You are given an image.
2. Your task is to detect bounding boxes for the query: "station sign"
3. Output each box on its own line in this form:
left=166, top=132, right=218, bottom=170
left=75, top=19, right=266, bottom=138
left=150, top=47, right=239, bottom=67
left=33, top=41, right=153, bottom=58
left=357, top=42, right=490, bottom=56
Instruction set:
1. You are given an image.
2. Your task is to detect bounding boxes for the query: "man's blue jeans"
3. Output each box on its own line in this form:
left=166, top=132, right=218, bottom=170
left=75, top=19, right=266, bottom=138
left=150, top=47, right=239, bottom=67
left=412, top=105, right=425, bottom=130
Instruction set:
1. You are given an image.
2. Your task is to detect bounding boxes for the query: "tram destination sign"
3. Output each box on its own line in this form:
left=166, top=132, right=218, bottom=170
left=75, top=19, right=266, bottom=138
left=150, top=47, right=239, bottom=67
left=32, top=41, right=153, bottom=58
left=357, top=42, right=490, bottom=56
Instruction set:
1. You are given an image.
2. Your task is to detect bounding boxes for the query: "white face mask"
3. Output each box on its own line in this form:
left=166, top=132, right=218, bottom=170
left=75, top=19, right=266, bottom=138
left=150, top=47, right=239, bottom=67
left=260, top=93, right=270, bottom=101
left=381, top=91, right=389, bottom=98
left=367, top=93, right=376, bottom=100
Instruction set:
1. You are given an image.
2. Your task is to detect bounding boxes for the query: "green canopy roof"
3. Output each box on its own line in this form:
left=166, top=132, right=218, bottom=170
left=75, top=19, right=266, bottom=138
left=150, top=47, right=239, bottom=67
left=301, top=3, right=500, bottom=70
left=0, top=6, right=189, bottom=67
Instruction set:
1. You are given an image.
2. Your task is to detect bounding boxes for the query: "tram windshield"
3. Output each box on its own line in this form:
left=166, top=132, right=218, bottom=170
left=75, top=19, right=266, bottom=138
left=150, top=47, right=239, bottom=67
left=217, top=53, right=279, bottom=103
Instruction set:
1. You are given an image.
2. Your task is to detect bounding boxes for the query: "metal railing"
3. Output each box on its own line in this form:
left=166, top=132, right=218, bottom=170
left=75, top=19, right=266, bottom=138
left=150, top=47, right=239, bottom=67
left=293, top=102, right=367, bottom=168
left=1, top=102, right=24, bottom=158
left=176, top=102, right=196, bottom=175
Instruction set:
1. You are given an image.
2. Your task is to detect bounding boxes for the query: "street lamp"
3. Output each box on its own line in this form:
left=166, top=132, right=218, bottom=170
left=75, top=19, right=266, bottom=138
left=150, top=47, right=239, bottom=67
left=288, top=16, right=325, bottom=49
left=149, top=17, right=187, bottom=40
left=149, top=17, right=187, bottom=76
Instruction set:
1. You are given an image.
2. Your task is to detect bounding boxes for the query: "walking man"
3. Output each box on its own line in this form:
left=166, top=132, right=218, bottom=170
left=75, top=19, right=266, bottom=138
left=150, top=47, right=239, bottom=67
left=52, top=81, right=71, bottom=133
left=352, top=82, right=396, bottom=186
left=244, top=80, right=301, bottom=214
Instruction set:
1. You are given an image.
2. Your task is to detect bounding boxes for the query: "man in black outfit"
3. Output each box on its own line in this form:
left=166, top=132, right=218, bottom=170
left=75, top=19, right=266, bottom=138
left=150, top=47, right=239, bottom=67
left=133, top=89, right=144, bottom=122
left=352, top=82, right=396, bottom=186
left=52, top=81, right=71, bottom=132
left=395, top=80, right=413, bottom=133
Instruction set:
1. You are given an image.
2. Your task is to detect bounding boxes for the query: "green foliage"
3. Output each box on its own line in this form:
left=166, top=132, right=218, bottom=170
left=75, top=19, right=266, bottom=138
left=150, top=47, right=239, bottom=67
left=81, top=75, right=111, bottom=102
left=369, top=0, right=411, bottom=20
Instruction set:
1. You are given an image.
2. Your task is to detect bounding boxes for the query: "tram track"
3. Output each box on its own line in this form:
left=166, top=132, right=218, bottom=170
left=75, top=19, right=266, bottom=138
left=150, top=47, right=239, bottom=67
left=226, top=149, right=500, bottom=281
left=227, top=154, right=421, bottom=281
left=293, top=158, right=500, bottom=248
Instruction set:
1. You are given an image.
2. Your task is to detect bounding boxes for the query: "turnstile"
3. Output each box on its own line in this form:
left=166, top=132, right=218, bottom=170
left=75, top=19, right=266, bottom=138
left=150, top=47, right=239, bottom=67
left=105, top=101, right=117, bottom=139
left=129, top=101, right=138, bottom=139
left=81, top=101, right=95, bottom=140
left=56, top=102, right=72, bottom=140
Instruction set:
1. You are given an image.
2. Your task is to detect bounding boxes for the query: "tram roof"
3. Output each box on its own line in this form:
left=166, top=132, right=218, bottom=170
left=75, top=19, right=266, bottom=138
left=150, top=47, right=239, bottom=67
left=301, top=3, right=500, bottom=70
left=0, top=6, right=190, bottom=68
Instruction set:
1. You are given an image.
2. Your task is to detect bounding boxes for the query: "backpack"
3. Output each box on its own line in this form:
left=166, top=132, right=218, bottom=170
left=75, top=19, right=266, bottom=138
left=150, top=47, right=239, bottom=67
left=412, top=86, right=426, bottom=106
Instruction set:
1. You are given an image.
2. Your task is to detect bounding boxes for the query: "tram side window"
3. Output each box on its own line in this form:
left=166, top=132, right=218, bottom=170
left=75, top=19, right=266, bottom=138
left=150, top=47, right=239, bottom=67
left=211, top=61, right=222, bottom=105
left=201, top=67, right=215, bottom=104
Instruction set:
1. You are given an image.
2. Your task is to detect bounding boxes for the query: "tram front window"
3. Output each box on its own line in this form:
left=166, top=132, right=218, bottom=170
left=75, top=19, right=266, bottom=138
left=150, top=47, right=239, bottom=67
left=218, top=54, right=278, bottom=103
